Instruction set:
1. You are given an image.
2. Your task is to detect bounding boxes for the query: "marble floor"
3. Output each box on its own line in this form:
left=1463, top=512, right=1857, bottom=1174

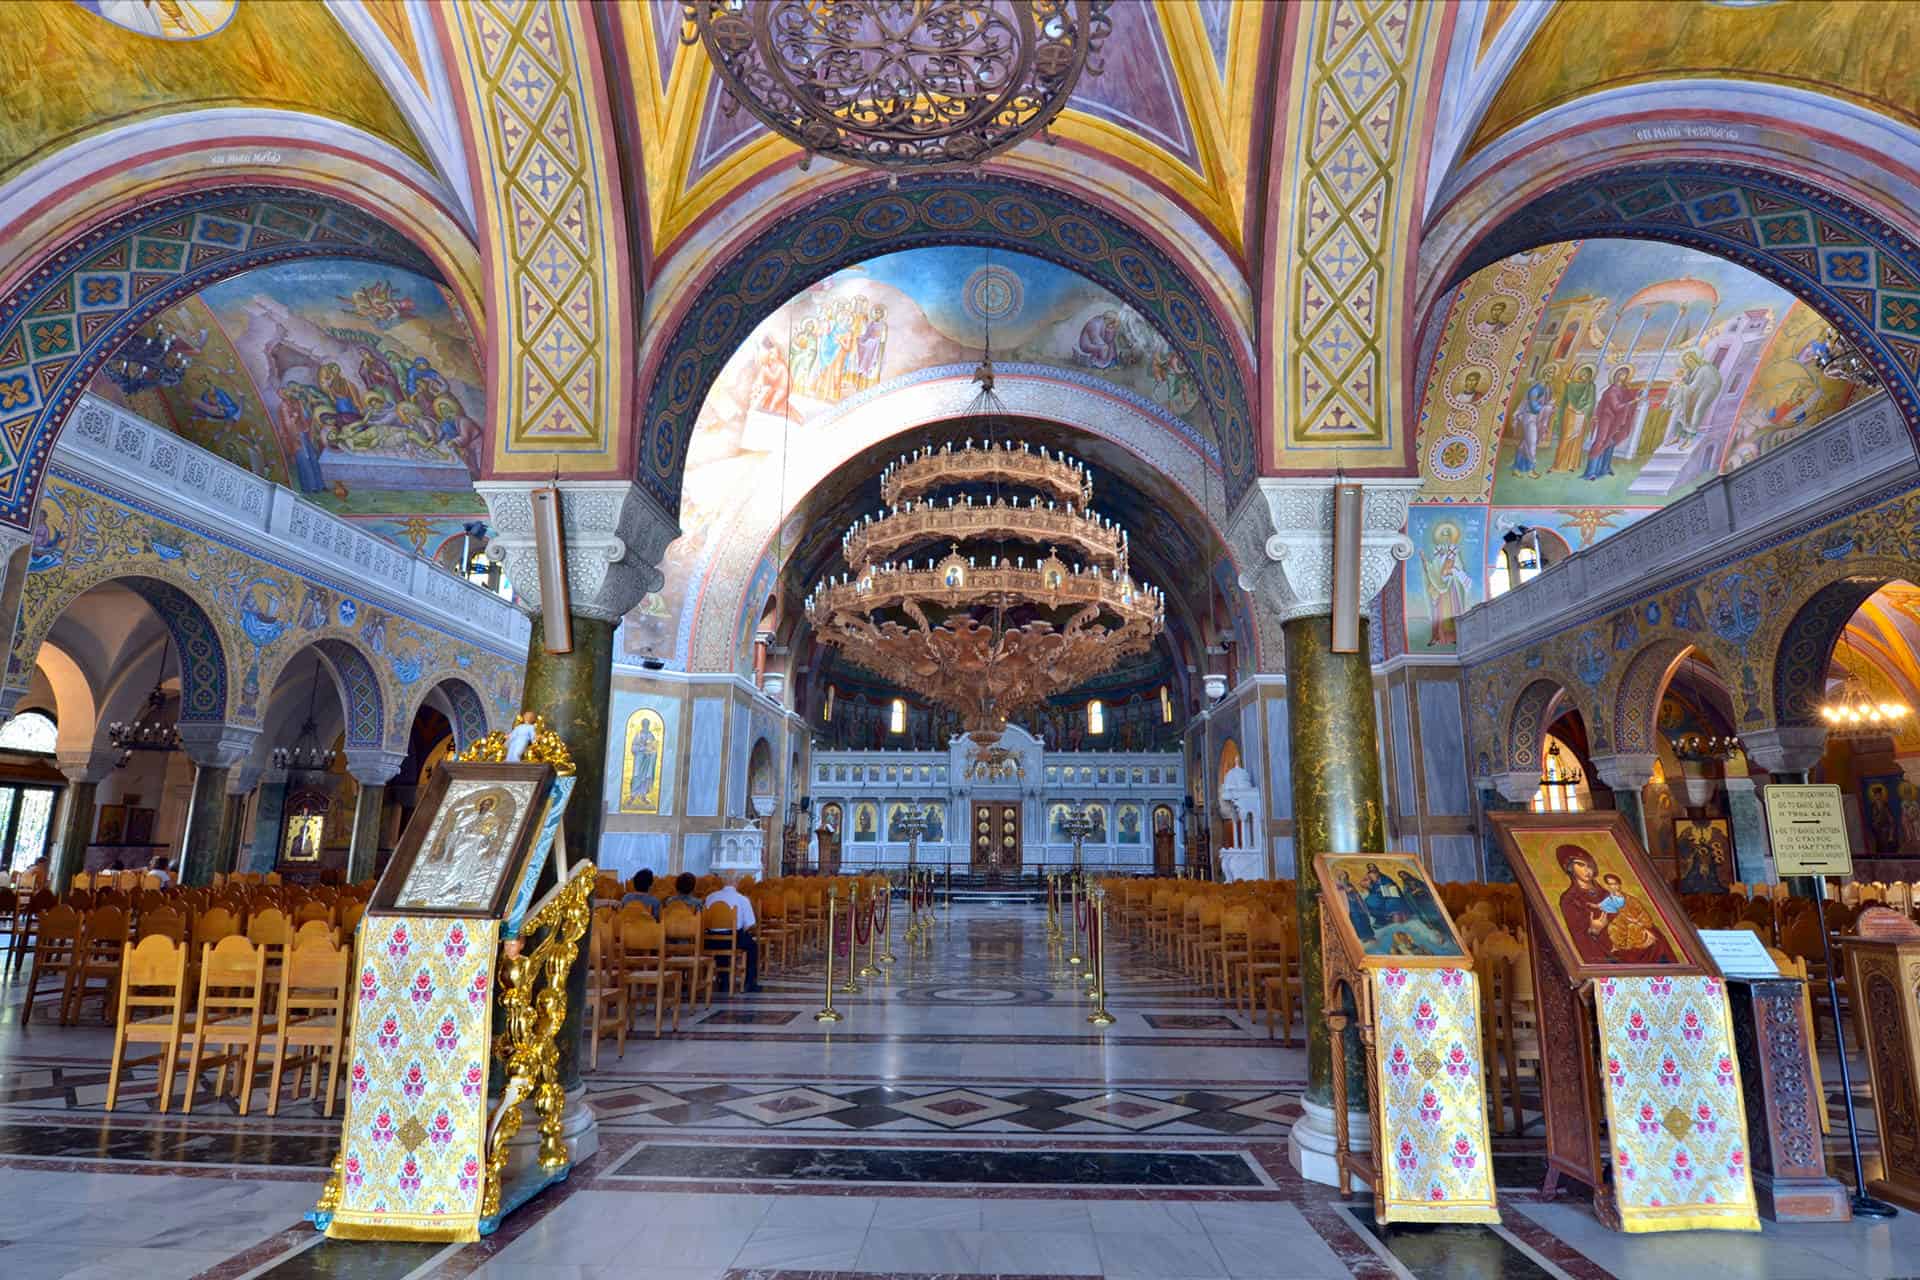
left=0, top=902, right=1916, bottom=1279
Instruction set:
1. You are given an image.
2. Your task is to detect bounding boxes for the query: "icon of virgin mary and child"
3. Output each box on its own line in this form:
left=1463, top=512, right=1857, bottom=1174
left=1553, top=844, right=1675, bottom=965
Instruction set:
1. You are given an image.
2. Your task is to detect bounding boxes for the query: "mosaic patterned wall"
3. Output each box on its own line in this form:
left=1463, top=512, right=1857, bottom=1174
left=1462, top=478, right=1920, bottom=778
left=9, top=472, right=518, bottom=749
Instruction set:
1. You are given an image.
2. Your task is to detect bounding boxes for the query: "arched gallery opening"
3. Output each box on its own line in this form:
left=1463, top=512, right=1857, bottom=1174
left=8, top=4, right=1920, bottom=1277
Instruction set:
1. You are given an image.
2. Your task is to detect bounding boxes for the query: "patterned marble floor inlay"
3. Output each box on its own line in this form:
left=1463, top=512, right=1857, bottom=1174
left=0, top=900, right=1909, bottom=1280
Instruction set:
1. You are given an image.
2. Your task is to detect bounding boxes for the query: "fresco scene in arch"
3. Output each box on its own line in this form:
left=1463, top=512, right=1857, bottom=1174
left=1488, top=241, right=1864, bottom=509
left=621, top=245, right=1212, bottom=665
left=88, top=258, right=487, bottom=554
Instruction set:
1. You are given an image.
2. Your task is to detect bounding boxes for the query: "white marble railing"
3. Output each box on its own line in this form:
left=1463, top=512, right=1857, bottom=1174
left=1458, top=393, right=1916, bottom=661
left=58, top=394, right=529, bottom=657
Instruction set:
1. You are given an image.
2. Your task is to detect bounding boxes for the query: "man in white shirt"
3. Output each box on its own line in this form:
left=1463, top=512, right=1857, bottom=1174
left=703, top=872, right=760, bottom=992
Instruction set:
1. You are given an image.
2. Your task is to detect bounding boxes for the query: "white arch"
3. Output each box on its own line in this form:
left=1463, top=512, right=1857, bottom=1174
left=30, top=640, right=99, bottom=757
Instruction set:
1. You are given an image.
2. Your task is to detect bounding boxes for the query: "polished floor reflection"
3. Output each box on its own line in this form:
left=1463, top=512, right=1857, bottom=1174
left=1, top=902, right=1918, bottom=1278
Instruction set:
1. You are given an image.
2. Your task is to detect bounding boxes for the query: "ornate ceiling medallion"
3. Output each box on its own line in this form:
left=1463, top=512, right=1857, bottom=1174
left=683, top=1, right=1113, bottom=171
left=807, top=365, right=1163, bottom=745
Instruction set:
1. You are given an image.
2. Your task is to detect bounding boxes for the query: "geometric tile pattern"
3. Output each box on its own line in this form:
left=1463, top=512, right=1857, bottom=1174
left=0, top=187, right=437, bottom=531
left=1273, top=0, right=1441, bottom=461
left=443, top=0, right=629, bottom=466
left=1453, top=161, right=1920, bottom=455
left=640, top=174, right=1256, bottom=510
left=312, top=637, right=385, bottom=749
left=123, top=576, right=229, bottom=724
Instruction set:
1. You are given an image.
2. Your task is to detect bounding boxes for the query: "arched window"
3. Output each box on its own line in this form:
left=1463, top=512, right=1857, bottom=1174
left=0, top=710, right=56, bottom=755
left=1159, top=685, right=1172, bottom=724
left=1532, top=737, right=1586, bottom=813
left=1088, top=699, right=1105, bottom=735
left=1488, top=527, right=1572, bottom=599
left=889, top=698, right=906, bottom=734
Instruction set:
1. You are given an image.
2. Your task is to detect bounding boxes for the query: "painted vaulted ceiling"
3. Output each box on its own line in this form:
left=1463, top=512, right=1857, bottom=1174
left=0, top=1, right=1916, bottom=586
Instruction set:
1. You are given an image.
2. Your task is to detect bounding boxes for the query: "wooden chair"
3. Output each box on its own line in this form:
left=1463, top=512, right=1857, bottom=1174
left=586, top=924, right=630, bottom=1067
left=293, top=919, right=340, bottom=951
left=1215, top=904, right=1252, bottom=1002
left=293, top=900, right=334, bottom=930
left=1477, top=930, right=1540, bottom=1136
left=66, top=905, right=131, bottom=1024
left=22, top=904, right=82, bottom=1025
left=7, top=888, right=54, bottom=977
left=703, top=901, right=744, bottom=995
left=182, top=935, right=272, bottom=1115
left=106, top=934, right=189, bottom=1112
left=1259, top=920, right=1306, bottom=1044
left=616, top=910, right=683, bottom=1037
left=338, top=899, right=365, bottom=938
left=662, top=904, right=715, bottom=1007
left=265, top=934, right=351, bottom=1116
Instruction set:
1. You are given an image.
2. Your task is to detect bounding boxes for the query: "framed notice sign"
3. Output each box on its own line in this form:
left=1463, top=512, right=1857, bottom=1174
left=1762, top=783, right=1852, bottom=877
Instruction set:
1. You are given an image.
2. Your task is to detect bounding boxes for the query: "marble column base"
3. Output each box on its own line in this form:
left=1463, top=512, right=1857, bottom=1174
left=1287, top=1094, right=1369, bottom=1186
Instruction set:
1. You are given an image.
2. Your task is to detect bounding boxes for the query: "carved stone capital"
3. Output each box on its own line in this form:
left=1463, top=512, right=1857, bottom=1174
left=344, top=748, right=409, bottom=787
left=1490, top=770, right=1540, bottom=805
left=1225, top=477, right=1417, bottom=623
left=475, top=480, right=679, bottom=623
left=227, top=764, right=265, bottom=796
left=56, top=749, right=116, bottom=785
left=178, top=723, right=263, bottom=770
left=1590, top=752, right=1658, bottom=792
left=1740, top=726, right=1829, bottom=777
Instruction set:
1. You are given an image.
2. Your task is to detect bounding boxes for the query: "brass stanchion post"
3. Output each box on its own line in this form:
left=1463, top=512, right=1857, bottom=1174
left=816, top=886, right=843, bottom=1024
left=1087, top=884, right=1115, bottom=1027
left=857, top=879, right=881, bottom=979
left=839, top=881, right=861, bottom=995
left=879, top=871, right=896, bottom=967
left=1067, top=867, right=1084, bottom=969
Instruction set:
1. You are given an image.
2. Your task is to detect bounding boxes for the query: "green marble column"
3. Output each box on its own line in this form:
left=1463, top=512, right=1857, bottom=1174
left=347, top=783, right=387, bottom=883
left=180, top=764, right=233, bottom=887
left=1283, top=613, right=1384, bottom=1109
left=1612, top=787, right=1649, bottom=850
left=520, top=613, right=614, bottom=1090
left=51, top=779, right=98, bottom=896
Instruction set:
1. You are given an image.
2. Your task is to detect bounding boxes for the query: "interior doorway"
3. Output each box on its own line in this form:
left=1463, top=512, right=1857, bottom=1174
left=972, top=801, right=1020, bottom=876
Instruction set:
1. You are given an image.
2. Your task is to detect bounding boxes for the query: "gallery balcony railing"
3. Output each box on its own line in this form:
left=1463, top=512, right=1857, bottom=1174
left=1455, top=392, right=1913, bottom=662
left=58, top=394, right=529, bottom=657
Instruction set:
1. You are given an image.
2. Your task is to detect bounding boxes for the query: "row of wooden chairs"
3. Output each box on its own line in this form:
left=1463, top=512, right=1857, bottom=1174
left=105, top=931, right=351, bottom=1116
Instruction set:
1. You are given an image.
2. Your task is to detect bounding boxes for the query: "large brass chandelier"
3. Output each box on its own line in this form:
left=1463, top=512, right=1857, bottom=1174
left=682, top=0, right=1113, bottom=171
left=806, top=366, right=1162, bottom=745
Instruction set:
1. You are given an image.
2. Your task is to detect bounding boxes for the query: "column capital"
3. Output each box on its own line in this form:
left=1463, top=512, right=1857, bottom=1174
left=1740, top=726, right=1828, bottom=776
left=1590, top=752, right=1658, bottom=791
left=56, top=749, right=115, bottom=785
left=1489, top=770, right=1540, bottom=805
left=227, top=764, right=264, bottom=796
left=344, top=748, right=408, bottom=787
left=474, top=479, right=677, bottom=622
left=178, top=723, right=262, bottom=770
left=1226, top=477, right=1417, bottom=623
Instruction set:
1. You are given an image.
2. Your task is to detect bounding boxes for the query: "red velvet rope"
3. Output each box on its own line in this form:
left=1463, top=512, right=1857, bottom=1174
left=835, top=894, right=853, bottom=957
left=854, top=892, right=873, bottom=945
left=1075, top=887, right=1089, bottom=932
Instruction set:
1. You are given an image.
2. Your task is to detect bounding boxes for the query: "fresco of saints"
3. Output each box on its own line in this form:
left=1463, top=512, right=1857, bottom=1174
left=1662, top=351, right=1724, bottom=448
left=1417, top=522, right=1473, bottom=648
left=1547, top=364, right=1596, bottom=474
left=626, top=715, right=661, bottom=812
left=1511, top=367, right=1555, bottom=475
left=1581, top=366, right=1642, bottom=481
left=1553, top=844, right=1675, bottom=966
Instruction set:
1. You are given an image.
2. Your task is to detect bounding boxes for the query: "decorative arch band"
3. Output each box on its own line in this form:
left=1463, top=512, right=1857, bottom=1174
left=120, top=576, right=227, bottom=724
left=0, top=184, right=443, bottom=531
left=640, top=174, right=1256, bottom=512
left=310, top=638, right=386, bottom=750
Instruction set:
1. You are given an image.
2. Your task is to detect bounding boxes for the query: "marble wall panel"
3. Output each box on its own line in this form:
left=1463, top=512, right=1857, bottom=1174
left=687, top=697, right=725, bottom=817
left=1265, top=696, right=1293, bottom=819
left=682, top=832, right=715, bottom=875
left=1389, top=681, right=1417, bottom=819
left=1429, top=833, right=1483, bottom=883
left=1416, top=678, right=1471, bottom=817
left=597, top=831, right=674, bottom=878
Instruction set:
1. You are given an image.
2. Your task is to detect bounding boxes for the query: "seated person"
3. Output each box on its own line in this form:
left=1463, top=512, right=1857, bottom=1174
left=702, top=871, right=761, bottom=993
left=620, top=868, right=662, bottom=919
left=664, top=872, right=704, bottom=914
left=146, top=855, right=173, bottom=888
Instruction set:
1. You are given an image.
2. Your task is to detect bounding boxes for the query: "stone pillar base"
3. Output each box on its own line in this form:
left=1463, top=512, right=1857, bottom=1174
left=1287, top=1094, right=1368, bottom=1186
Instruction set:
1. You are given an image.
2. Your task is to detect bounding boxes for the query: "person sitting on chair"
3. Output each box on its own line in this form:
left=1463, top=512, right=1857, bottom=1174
left=703, top=871, right=762, bottom=993
left=665, top=872, right=704, bottom=914
left=620, top=868, right=662, bottom=919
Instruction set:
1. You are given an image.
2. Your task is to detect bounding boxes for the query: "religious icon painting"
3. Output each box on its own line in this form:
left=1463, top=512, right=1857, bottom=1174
left=124, top=806, right=156, bottom=845
left=886, top=801, right=914, bottom=842
left=1861, top=772, right=1905, bottom=855
left=372, top=763, right=555, bottom=918
left=1490, top=811, right=1707, bottom=979
left=1672, top=817, right=1733, bottom=892
left=1315, top=853, right=1467, bottom=964
left=619, top=708, right=666, bottom=814
left=1116, top=803, right=1144, bottom=844
left=94, top=804, right=126, bottom=845
left=921, top=801, right=946, bottom=843
left=851, top=800, right=878, bottom=842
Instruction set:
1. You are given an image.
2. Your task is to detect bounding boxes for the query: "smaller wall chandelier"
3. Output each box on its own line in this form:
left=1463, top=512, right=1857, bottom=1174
left=1813, top=327, right=1881, bottom=388
left=1819, top=672, right=1909, bottom=736
left=1671, top=732, right=1743, bottom=763
left=271, top=662, right=340, bottom=774
left=108, top=636, right=180, bottom=768
left=683, top=0, right=1113, bottom=171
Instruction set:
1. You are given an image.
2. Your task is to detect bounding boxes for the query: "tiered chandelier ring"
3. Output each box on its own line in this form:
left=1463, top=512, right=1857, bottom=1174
left=808, top=435, right=1163, bottom=744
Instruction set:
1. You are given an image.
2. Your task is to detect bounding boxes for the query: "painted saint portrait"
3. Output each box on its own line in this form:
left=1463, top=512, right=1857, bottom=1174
left=851, top=801, right=878, bottom=843
left=1496, top=816, right=1701, bottom=976
left=1116, top=803, right=1144, bottom=845
left=1673, top=817, right=1733, bottom=893
left=1862, top=774, right=1906, bottom=855
left=395, top=785, right=519, bottom=912
left=1318, top=854, right=1464, bottom=960
left=921, top=802, right=946, bottom=844
left=619, top=708, right=666, bottom=815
